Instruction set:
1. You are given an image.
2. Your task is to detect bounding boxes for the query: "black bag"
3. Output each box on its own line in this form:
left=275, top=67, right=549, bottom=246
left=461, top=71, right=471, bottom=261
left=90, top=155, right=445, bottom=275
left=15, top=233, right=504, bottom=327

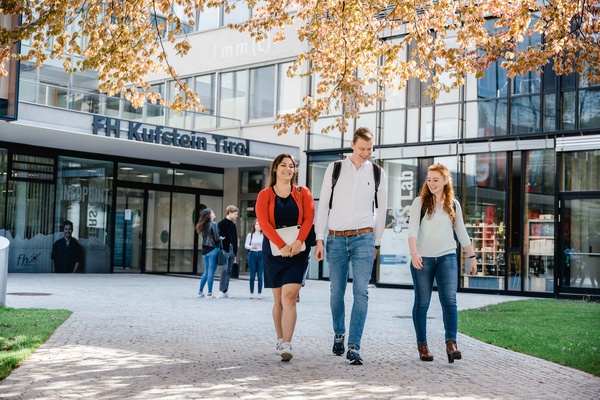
left=231, top=262, right=240, bottom=278
left=217, top=241, right=228, bottom=266
left=306, top=224, right=317, bottom=247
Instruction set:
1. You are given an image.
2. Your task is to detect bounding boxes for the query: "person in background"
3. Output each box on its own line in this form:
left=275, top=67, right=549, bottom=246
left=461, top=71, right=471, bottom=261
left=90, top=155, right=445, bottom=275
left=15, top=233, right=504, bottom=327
left=245, top=219, right=264, bottom=299
left=218, top=205, right=239, bottom=298
left=51, top=220, right=82, bottom=273
left=196, top=208, right=220, bottom=299
left=256, top=153, right=315, bottom=362
left=407, top=163, right=477, bottom=363
left=314, top=127, right=388, bottom=366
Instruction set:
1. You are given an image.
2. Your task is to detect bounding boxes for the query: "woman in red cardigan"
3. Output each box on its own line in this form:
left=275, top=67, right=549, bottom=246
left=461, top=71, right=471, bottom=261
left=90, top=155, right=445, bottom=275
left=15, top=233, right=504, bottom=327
left=256, top=153, right=315, bottom=362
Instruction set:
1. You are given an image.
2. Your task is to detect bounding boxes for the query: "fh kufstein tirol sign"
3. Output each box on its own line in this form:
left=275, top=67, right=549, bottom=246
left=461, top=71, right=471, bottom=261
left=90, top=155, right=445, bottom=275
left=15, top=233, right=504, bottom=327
left=92, top=115, right=249, bottom=156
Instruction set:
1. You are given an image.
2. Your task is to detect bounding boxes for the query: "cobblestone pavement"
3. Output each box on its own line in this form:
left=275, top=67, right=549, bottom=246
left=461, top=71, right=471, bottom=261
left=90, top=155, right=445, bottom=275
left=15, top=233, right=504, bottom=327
left=1, top=274, right=598, bottom=399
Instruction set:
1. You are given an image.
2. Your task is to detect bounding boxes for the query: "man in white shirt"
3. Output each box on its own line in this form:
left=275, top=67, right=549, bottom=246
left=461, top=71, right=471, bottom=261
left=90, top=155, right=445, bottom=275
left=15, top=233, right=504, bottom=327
left=314, top=127, right=387, bottom=365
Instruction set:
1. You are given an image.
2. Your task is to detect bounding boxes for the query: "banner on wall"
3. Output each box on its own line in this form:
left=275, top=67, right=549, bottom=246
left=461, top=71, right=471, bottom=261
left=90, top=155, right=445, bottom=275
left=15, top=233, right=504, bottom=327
left=379, top=167, right=417, bottom=285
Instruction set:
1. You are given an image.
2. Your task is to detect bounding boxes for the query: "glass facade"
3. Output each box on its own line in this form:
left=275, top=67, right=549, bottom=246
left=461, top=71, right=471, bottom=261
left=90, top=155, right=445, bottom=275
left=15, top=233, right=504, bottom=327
left=306, top=18, right=599, bottom=297
left=0, top=149, right=224, bottom=275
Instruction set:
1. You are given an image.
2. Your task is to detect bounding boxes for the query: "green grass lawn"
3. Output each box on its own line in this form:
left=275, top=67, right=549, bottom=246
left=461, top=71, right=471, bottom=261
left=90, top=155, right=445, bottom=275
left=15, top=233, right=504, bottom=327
left=459, top=299, right=600, bottom=376
left=0, top=307, right=72, bottom=380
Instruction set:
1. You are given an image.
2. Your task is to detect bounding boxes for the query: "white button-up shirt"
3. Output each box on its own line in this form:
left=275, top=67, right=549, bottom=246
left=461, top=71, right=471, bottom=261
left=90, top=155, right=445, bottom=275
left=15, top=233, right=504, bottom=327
left=315, top=157, right=387, bottom=245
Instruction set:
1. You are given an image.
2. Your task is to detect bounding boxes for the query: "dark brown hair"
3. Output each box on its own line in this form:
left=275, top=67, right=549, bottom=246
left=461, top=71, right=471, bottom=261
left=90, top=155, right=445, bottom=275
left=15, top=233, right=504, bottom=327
left=268, top=153, right=298, bottom=187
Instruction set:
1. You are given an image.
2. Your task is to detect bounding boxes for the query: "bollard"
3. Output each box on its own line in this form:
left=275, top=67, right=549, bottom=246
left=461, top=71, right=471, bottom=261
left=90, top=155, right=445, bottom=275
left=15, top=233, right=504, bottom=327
left=0, top=236, right=9, bottom=306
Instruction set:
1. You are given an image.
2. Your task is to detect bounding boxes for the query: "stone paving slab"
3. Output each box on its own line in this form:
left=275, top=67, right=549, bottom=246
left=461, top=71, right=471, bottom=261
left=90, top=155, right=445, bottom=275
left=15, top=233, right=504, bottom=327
left=1, top=274, right=598, bottom=399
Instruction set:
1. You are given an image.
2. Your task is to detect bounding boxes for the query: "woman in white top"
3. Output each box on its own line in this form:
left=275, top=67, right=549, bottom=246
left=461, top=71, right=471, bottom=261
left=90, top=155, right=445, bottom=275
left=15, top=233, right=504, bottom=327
left=408, top=164, right=477, bottom=363
left=245, top=219, right=264, bottom=299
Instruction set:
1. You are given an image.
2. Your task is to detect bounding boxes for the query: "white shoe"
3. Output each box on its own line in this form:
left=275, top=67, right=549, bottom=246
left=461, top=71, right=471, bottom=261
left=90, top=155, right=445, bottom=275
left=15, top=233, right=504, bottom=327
left=257, top=293, right=262, bottom=300
left=206, top=293, right=214, bottom=299
left=250, top=293, right=254, bottom=299
left=279, top=342, right=293, bottom=361
left=197, top=292, right=205, bottom=298
left=220, top=292, right=229, bottom=299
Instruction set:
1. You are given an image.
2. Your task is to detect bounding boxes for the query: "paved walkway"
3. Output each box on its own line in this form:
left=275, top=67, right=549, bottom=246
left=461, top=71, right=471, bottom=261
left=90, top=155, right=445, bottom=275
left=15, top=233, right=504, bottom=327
left=1, top=274, right=598, bottom=399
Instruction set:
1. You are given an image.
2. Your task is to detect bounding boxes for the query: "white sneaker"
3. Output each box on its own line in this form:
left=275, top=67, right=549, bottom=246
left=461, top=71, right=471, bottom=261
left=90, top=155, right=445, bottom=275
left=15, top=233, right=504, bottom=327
left=279, top=342, right=293, bottom=361
left=206, top=293, right=214, bottom=299
left=250, top=293, right=254, bottom=299
left=220, top=292, right=229, bottom=299
left=197, top=292, right=205, bottom=298
left=257, top=293, right=262, bottom=300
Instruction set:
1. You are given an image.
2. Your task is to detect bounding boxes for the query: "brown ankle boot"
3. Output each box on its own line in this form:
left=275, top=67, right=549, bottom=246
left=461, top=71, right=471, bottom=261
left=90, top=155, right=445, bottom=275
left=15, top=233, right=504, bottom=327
left=445, top=340, right=462, bottom=363
left=417, top=343, right=433, bottom=361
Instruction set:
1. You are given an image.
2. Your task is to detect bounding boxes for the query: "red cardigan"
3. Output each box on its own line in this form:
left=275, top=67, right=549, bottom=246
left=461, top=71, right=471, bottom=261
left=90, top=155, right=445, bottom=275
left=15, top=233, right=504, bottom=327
left=256, top=185, right=315, bottom=250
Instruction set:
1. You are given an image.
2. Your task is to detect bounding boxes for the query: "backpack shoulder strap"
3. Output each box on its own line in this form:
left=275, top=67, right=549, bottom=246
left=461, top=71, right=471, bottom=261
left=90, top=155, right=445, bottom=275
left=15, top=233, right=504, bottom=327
left=328, top=161, right=342, bottom=209
left=372, top=163, right=381, bottom=208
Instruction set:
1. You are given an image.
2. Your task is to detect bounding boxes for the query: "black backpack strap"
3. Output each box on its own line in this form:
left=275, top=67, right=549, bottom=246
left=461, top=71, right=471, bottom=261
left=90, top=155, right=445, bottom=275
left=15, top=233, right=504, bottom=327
left=372, top=163, right=381, bottom=208
left=328, top=161, right=342, bottom=209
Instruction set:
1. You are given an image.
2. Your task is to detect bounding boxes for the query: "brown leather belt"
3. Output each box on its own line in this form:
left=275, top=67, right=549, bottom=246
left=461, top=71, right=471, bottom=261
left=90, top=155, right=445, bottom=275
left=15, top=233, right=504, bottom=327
left=329, top=227, right=373, bottom=237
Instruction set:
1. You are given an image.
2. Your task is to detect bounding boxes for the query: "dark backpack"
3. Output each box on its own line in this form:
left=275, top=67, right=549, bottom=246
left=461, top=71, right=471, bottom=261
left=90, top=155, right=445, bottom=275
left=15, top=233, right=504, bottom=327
left=328, top=160, right=381, bottom=209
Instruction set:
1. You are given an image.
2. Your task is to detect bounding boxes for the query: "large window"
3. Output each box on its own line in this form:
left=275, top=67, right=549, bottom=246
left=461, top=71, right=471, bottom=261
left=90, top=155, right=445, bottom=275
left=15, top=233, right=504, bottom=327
left=56, top=157, right=114, bottom=273
left=523, top=149, right=556, bottom=292
left=249, top=66, right=275, bottom=122
left=219, top=70, right=248, bottom=123
left=462, top=153, right=507, bottom=289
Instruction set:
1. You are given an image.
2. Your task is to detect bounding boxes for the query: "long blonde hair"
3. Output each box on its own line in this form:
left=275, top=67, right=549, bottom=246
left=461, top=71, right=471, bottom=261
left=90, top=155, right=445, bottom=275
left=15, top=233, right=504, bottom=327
left=418, top=164, right=457, bottom=227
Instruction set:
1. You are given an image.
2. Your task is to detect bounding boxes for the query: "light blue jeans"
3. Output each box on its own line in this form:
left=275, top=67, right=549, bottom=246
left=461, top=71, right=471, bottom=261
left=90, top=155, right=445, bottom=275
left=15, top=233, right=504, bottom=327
left=410, top=253, right=459, bottom=344
left=199, top=247, right=219, bottom=294
left=326, top=231, right=375, bottom=350
left=248, top=251, right=264, bottom=294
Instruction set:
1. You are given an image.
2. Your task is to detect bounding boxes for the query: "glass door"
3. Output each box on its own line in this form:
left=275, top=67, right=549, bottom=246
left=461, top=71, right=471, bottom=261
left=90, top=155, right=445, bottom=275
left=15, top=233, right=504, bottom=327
left=560, top=196, right=600, bottom=292
left=114, top=188, right=144, bottom=272
left=145, top=190, right=171, bottom=272
left=168, top=192, right=196, bottom=273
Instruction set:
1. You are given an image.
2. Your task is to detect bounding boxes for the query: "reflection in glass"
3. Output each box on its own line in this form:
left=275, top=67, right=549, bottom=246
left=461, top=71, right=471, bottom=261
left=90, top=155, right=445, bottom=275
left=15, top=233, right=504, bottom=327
left=560, top=151, right=600, bottom=192
left=510, top=95, right=541, bottom=134
left=465, top=100, right=508, bottom=138
left=579, top=89, right=600, bottom=129
left=524, top=150, right=555, bottom=292
left=461, top=154, right=507, bottom=289
left=562, top=199, right=600, bottom=289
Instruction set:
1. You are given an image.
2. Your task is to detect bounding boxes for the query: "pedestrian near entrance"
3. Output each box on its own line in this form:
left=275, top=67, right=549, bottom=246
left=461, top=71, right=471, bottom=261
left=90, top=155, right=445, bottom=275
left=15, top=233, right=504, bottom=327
left=218, top=205, right=239, bottom=298
left=51, top=220, right=82, bottom=273
left=196, top=209, right=220, bottom=299
left=256, top=153, right=315, bottom=362
left=245, top=219, right=264, bottom=299
left=314, top=127, right=388, bottom=366
left=408, top=163, right=477, bottom=363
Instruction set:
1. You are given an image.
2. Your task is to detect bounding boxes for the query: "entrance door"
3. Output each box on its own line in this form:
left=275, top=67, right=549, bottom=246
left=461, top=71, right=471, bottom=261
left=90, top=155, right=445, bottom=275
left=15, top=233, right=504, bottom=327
left=559, top=196, right=600, bottom=292
left=114, top=188, right=144, bottom=272
left=144, top=190, right=197, bottom=273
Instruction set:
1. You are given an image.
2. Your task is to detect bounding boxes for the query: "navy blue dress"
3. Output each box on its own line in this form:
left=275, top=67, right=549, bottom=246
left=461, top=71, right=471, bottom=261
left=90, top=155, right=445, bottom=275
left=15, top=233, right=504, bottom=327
left=263, top=192, right=310, bottom=288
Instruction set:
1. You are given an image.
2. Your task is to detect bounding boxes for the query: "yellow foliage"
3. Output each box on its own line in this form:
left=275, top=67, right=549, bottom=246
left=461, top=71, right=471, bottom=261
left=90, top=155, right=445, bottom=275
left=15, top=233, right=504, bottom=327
left=0, top=0, right=598, bottom=135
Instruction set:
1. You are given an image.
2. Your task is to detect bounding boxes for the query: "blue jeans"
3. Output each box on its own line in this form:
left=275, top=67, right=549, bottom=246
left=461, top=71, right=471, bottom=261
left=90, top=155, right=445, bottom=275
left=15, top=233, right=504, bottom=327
left=199, top=247, right=219, bottom=293
left=326, top=231, right=375, bottom=350
left=410, top=253, right=459, bottom=344
left=219, top=245, right=235, bottom=293
left=248, top=251, right=264, bottom=294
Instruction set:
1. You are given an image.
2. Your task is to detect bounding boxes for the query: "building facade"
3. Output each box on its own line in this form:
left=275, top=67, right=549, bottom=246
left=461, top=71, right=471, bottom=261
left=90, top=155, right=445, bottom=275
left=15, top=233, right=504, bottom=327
left=1, top=7, right=599, bottom=298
